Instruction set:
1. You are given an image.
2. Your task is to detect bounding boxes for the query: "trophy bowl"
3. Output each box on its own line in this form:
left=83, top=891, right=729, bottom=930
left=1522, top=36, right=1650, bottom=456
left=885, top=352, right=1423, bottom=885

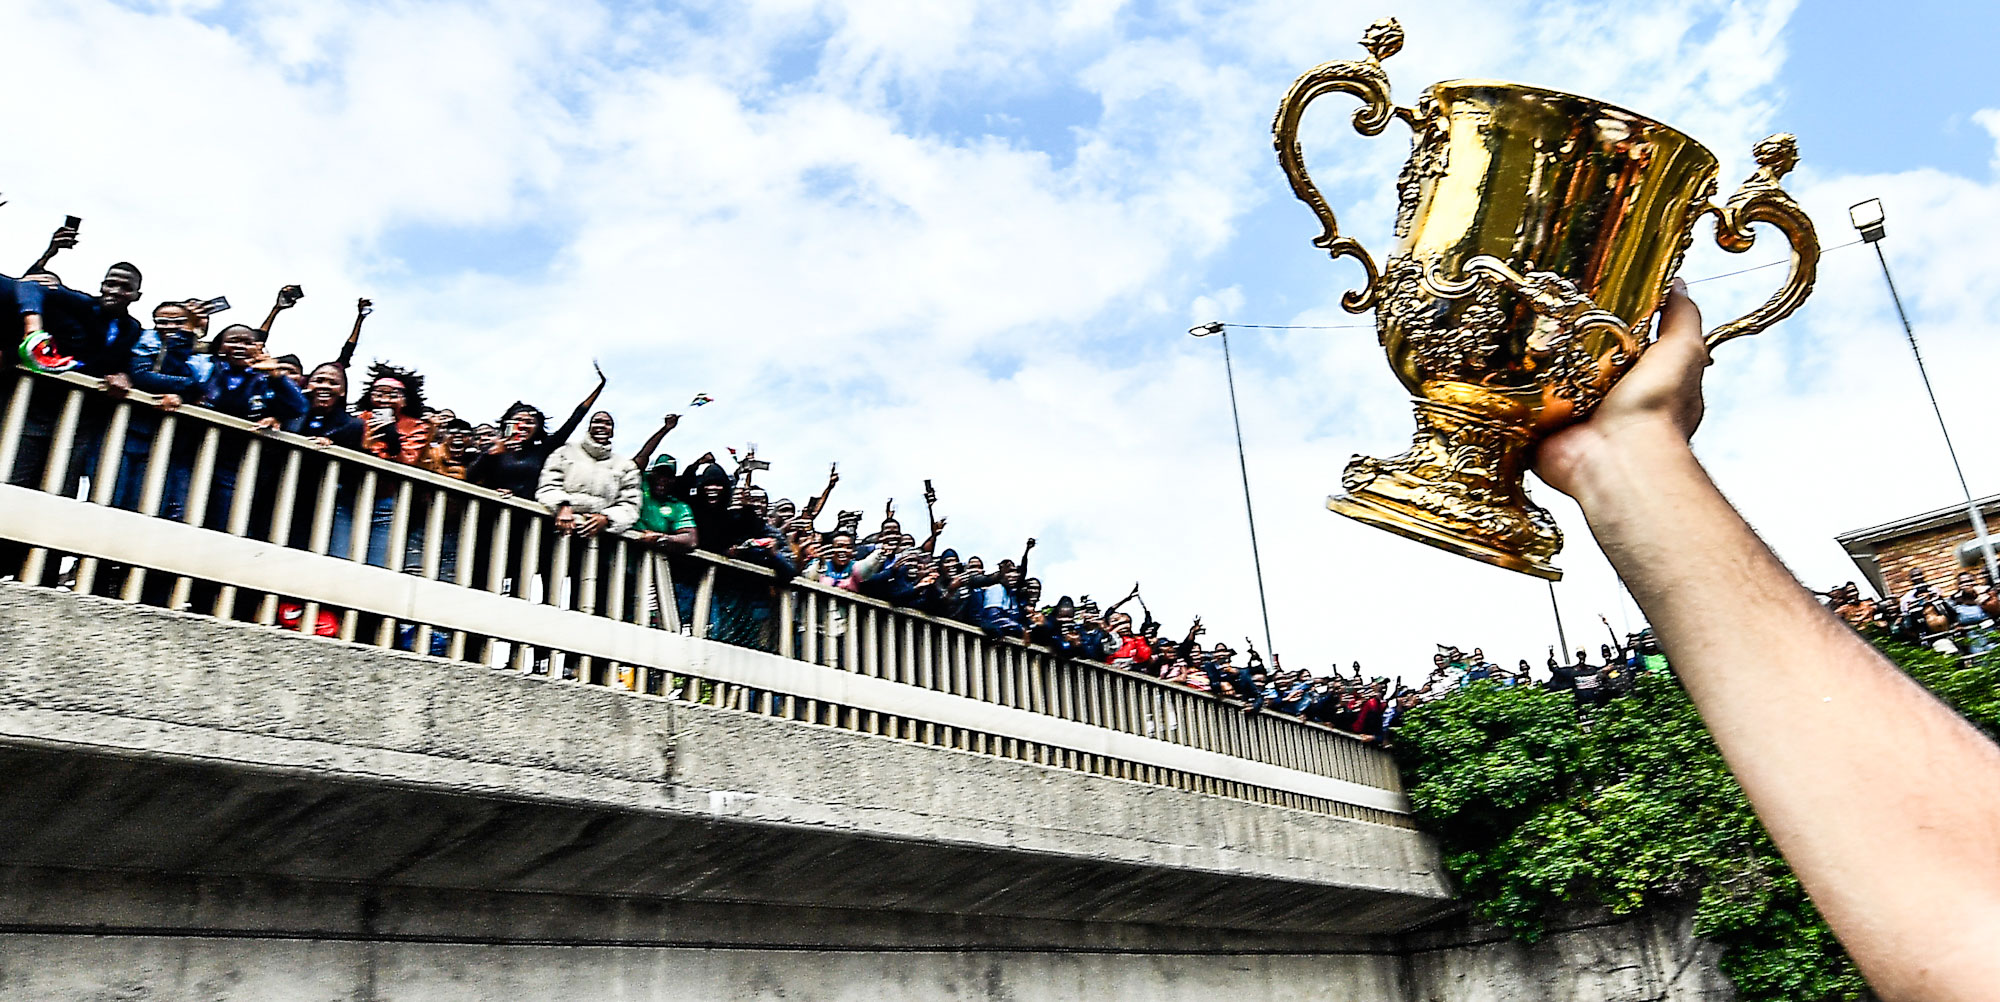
left=1279, top=18, right=1819, bottom=579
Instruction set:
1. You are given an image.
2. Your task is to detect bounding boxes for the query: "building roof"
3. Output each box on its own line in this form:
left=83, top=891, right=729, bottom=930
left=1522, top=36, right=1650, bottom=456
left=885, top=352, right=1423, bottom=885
left=1836, top=494, right=2000, bottom=597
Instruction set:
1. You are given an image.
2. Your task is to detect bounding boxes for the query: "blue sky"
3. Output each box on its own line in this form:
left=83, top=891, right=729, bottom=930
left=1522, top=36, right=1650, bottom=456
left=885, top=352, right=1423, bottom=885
left=6, top=0, right=1999, bottom=674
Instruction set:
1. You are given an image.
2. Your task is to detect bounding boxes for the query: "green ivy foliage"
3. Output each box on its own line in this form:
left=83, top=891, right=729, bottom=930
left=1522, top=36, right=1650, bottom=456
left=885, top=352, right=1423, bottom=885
left=1391, top=644, right=2000, bottom=1002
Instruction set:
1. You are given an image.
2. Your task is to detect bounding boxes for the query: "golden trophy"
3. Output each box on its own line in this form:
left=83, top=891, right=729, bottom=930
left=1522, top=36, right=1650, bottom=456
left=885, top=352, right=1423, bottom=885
left=1279, top=18, right=1818, bottom=579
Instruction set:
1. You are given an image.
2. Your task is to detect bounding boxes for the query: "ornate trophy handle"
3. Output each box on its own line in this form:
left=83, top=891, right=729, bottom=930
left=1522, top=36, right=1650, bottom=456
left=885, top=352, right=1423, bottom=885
left=1699, top=134, right=1821, bottom=348
left=1272, top=17, right=1410, bottom=313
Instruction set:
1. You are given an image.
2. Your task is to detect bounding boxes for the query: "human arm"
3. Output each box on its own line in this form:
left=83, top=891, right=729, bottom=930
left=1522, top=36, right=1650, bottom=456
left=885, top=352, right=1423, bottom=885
left=24, top=222, right=77, bottom=276
left=535, top=448, right=579, bottom=532
left=1180, top=616, right=1203, bottom=654
left=1016, top=536, right=1035, bottom=582
left=262, top=370, right=309, bottom=425
left=126, top=336, right=203, bottom=400
left=651, top=524, right=698, bottom=552
left=546, top=362, right=608, bottom=450
left=803, top=464, right=839, bottom=521
left=1104, top=582, right=1141, bottom=619
left=258, top=285, right=303, bottom=336
left=631, top=413, right=680, bottom=468
left=920, top=516, right=946, bottom=554
left=604, top=463, right=642, bottom=535
left=1536, top=283, right=2000, bottom=1001
left=335, top=298, right=371, bottom=369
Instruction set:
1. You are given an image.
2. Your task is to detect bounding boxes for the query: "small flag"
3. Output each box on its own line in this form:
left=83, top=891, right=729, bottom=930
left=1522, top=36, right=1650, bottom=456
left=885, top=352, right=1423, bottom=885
left=690, top=393, right=715, bottom=407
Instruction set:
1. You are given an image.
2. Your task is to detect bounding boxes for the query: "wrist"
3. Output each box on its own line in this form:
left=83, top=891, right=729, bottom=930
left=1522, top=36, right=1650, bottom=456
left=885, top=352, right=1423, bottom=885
left=1546, top=419, right=1696, bottom=515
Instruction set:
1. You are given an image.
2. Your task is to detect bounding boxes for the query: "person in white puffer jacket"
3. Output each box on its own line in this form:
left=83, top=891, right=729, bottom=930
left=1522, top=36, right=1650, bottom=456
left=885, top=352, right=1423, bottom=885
left=537, top=410, right=641, bottom=537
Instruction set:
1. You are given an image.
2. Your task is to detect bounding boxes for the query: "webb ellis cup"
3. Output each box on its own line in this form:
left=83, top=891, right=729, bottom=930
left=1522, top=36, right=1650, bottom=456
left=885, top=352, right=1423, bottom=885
left=1279, top=18, right=1819, bottom=579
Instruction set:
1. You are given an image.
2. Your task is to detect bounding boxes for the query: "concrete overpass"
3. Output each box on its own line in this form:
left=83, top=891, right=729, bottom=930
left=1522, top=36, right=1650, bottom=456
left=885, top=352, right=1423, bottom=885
left=0, top=367, right=1732, bottom=999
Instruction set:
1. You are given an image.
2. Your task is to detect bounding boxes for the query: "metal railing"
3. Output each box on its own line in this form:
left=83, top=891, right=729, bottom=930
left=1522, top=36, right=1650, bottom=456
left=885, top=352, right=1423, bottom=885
left=0, top=365, right=1410, bottom=822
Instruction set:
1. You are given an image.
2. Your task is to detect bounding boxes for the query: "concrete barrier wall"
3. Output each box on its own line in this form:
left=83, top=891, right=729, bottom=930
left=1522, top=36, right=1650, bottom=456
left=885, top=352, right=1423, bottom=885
left=0, top=585, right=1735, bottom=1000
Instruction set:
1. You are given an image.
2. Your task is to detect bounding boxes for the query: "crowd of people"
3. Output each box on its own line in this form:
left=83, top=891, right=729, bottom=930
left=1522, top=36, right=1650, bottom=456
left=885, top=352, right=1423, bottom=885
left=1821, top=566, right=2000, bottom=654
left=1, top=216, right=1695, bottom=747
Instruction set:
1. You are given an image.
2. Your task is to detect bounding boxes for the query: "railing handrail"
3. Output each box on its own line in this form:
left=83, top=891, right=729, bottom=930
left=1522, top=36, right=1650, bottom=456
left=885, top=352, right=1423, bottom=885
left=1, top=364, right=1408, bottom=818
left=25, top=367, right=1381, bottom=747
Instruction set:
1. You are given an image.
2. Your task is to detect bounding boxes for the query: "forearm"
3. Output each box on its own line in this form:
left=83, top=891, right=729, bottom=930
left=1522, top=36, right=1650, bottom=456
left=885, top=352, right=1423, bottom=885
left=1575, top=426, right=2000, bottom=998
left=338, top=324, right=363, bottom=369
left=632, top=424, right=672, bottom=468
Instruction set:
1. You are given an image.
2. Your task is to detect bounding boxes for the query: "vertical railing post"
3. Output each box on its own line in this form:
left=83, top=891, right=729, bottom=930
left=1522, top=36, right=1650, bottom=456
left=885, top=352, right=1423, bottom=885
left=209, top=438, right=263, bottom=618
left=119, top=414, right=177, bottom=602
left=20, top=388, right=86, bottom=584
left=374, top=479, right=415, bottom=647
left=691, top=564, right=716, bottom=640
left=511, top=524, right=543, bottom=670
left=72, top=398, right=131, bottom=593
left=0, top=375, right=35, bottom=486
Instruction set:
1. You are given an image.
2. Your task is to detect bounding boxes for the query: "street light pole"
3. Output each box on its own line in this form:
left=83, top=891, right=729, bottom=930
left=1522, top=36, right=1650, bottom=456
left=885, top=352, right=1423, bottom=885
left=1191, top=322, right=1276, bottom=658
left=1849, top=199, right=1998, bottom=583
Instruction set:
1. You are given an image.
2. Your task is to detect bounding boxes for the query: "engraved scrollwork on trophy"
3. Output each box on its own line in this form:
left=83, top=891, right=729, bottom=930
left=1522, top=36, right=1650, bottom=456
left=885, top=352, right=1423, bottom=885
left=1376, top=254, right=1506, bottom=381
left=1698, top=133, right=1821, bottom=347
left=1272, top=17, right=1412, bottom=313
left=1338, top=402, right=1563, bottom=561
left=1291, top=24, right=1821, bottom=579
left=1392, top=94, right=1448, bottom=239
left=1418, top=255, right=1637, bottom=416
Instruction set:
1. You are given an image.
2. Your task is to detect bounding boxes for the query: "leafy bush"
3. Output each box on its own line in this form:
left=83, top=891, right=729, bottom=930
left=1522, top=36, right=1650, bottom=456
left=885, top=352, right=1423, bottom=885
left=1392, top=643, right=1999, bottom=1002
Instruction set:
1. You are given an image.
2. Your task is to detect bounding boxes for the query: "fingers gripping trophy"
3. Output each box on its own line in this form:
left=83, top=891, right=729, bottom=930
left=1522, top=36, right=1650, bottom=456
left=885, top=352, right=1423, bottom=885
left=1280, top=17, right=1819, bottom=579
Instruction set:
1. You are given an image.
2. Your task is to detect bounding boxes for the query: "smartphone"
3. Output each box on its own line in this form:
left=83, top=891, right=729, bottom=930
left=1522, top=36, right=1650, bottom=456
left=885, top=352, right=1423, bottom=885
left=63, top=215, right=82, bottom=230
left=373, top=407, right=393, bottom=426
left=200, top=296, right=231, bottom=315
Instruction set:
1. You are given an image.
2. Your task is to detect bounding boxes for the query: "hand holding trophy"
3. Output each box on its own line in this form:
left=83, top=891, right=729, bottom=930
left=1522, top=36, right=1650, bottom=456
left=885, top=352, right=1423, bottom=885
left=1280, top=18, right=1818, bottom=579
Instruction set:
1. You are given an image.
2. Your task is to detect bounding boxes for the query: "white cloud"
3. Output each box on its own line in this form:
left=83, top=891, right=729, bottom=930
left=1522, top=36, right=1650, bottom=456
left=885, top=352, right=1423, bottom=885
left=6, top=0, right=1993, bottom=681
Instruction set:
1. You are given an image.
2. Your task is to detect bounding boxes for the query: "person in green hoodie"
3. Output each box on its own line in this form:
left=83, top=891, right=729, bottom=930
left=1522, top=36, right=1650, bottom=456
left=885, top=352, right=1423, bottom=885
left=634, top=454, right=698, bottom=552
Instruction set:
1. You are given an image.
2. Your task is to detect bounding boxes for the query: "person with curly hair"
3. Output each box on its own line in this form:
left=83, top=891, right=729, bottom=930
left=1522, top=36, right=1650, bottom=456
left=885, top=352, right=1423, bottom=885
left=356, top=362, right=434, bottom=470
left=466, top=362, right=606, bottom=498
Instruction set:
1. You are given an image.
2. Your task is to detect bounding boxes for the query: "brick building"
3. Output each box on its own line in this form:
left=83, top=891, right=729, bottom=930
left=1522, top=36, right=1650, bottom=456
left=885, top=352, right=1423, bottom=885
left=1837, top=495, right=2000, bottom=600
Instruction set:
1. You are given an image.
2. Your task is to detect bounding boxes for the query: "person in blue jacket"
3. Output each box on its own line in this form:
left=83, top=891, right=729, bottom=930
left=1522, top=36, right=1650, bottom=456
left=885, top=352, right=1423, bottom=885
left=110, top=301, right=214, bottom=517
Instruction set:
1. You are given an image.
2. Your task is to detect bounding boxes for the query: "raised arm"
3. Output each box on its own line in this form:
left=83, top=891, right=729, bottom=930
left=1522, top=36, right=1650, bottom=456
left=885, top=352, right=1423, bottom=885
left=1104, top=582, right=1141, bottom=619
left=24, top=221, right=76, bottom=276
left=631, top=413, right=680, bottom=468
left=546, top=362, right=608, bottom=450
left=919, top=515, right=946, bottom=554
left=1017, top=536, right=1036, bottom=582
left=804, top=464, right=839, bottom=521
left=1179, top=616, right=1203, bottom=655
left=336, top=298, right=372, bottom=369
left=258, top=285, right=303, bottom=337
left=1598, top=614, right=1624, bottom=659
left=1537, top=283, right=2000, bottom=1001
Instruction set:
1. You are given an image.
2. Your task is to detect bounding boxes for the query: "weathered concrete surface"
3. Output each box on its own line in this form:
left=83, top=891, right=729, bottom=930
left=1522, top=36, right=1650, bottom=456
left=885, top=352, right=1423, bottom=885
left=0, top=585, right=1741, bottom=1000
left=0, top=585, right=1453, bottom=935
left=1401, top=908, right=1737, bottom=1002
left=0, top=934, right=1408, bottom=1002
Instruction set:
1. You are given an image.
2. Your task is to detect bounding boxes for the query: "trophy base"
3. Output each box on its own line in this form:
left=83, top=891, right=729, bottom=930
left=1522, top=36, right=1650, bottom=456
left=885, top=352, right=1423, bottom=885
left=1328, top=492, right=1562, bottom=580
left=1328, top=399, right=1566, bottom=581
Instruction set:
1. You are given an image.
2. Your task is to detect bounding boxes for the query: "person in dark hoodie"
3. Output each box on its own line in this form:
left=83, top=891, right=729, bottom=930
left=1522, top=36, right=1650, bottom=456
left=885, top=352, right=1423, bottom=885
left=679, top=457, right=739, bottom=552
left=930, top=548, right=993, bottom=623
left=465, top=363, right=606, bottom=498
left=8, top=259, right=144, bottom=497
left=1032, top=595, right=1099, bottom=659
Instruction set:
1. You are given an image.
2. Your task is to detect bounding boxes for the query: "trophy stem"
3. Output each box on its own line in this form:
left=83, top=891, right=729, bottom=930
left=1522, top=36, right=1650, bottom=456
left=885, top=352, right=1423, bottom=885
left=1328, top=399, right=1564, bottom=580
